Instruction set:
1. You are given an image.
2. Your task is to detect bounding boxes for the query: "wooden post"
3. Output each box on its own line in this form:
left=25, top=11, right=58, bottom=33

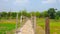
left=45, top=17, right=50, bottom=34
left=34, top=16, right=36, bottom=34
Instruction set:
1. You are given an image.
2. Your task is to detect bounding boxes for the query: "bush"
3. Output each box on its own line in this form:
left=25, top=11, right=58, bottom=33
left=55, top=15, right=59, bottom=21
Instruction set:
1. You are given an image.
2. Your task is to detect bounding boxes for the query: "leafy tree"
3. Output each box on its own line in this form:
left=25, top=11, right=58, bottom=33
left=22, top=10, right=28, bottom=16
left=26, top=13, right=31, bottom=18
left=35, top=11, right=40, bottom=18
left=42, top=11, right=48, bottom=17
left=18, top=12, right=21, bottom=18
left=7, top=12, right=12, bottom=19
left=30, top=11, right=35, bottom=16
left=56, top=11, right=60, bottom=17
left=1, top=12, right=7, bottom=19
left=48, top=8, right=56, bottom=19
left=11, top=12, right=17, bottom=19
left=55, top=15, right=60, bottom=21
left=0, top=12, right=2, bottom=19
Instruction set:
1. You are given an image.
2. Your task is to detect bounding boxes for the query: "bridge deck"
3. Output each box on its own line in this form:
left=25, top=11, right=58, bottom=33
left=17, top=20, right=34, bottom=34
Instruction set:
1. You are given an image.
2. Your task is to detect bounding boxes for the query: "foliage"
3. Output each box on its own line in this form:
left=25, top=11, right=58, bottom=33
left=0, top=19, right=16, bottom=34
left=37, top=18, right=60, bottom=34
left=1, top=12, right=7, bottom=18
left=55, top=15, right=60, bottom=20
left=56, top=11, right=60, bottom=17
left=0, top=8, right=60, bottom=19
left=35, top=11, right=41, bottom=18
left=48, top=8, right=56, bottom=19
left=42, top=11, right=48, bottom=17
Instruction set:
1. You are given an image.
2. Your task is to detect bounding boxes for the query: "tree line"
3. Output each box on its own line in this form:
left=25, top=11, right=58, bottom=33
left=0, top=8, right=60, bottom=19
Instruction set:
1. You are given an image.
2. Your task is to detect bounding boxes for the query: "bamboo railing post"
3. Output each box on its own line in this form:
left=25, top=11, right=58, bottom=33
left=16, top=13, right=18, bottom=34
left=31, top=14, right=36, bottom=34
left=20, top=16, right=23, bottom=27
left=34, top=16, right=36, bottom=34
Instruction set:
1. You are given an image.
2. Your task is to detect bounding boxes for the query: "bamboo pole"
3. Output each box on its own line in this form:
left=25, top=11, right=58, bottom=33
left=16, top=13, right=18, bottom=34
left=31, top=13, right=36, bottom=34
left=20, top=15, right=23, bottom=27
left=34, top=16, right=36, bottom=34
left=19, top=11, right=23, bottom=33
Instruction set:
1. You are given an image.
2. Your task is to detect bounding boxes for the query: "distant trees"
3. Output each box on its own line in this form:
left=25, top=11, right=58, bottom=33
left=56, top=11, right=60, bottom=17
left=0, top=12, right=7, bottom=19
left=30, top=11, right=35, bottom=16
left=0, top=12, right=17, bottom=19
left=55, top=11, right=60, bottom=20
left=48, top=8, right=56, bottom=19
left=0, top=12, right=2, bottom=19
left=42, top=11, right=48, bottom=17
left=11, top=12, right=17, bottom=19
left=20, top=10, right=31, bottom=18
left=35, top=11, right=41, bottom=18
left=0, top=8, right=60, bottom=19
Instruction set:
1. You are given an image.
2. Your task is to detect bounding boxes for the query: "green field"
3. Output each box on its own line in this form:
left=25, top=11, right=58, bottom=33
left=0, top=18, right=60, bottom=34
left=37, top=18, right=60, bottom=34
left=0, top=23, right=15, bottom=34
left=0, top=19, right=17, bottom=34
left=0, top=19, right=26, bottom=34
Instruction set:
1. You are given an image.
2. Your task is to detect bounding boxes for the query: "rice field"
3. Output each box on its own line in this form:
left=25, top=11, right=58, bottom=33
left=0, top=18, right=60, bottom=34
left=36, top=18, right=60, bottom=34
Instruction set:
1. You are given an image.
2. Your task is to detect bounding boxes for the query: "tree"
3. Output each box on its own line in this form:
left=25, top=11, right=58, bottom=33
left=56, top=11, right=60, bottom=17
left=42, top=11, right=48, bottom=17
left=11, top=12, right=17, bottom=19
left=18, top=11, right=21, bottom=18
left=1, top=12, right=7, bottom=19
left=0, top=12, right=2, bottom=19
left=22, top=10, right=27, bottom=16
left=7, top=12, right=12, bottom=19
left=55, top=15, right=59, bottom=21
left=35, top=11, right=40, bottom=18
left=48, top=8, right=56, bottom=19
left=30, top=11, right=35, bottom=16
left=26, top=13, right=30, bottom=18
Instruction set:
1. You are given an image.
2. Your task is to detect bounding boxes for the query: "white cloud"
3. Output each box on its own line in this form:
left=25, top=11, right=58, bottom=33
left=42, top=0, right=56, bottom=4
left=14, top=0, right=29, bottom=5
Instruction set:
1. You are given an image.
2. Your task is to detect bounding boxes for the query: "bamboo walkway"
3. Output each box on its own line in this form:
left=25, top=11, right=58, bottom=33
left=17, top=20, right=34, bottom=34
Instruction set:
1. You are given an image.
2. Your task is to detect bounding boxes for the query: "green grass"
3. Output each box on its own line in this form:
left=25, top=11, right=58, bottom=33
left=0, top=18, right=60, bottom=34
left=0, top=19, right=16, bottom=34
left=0, top=23, right=16, bottom=34
left=0, top=19, right=26, bottom=34
left=0, top=23, right=16, bottom=31
left=36, top=18, right=60, bottom=34
left=50, top=20, right=60, bottom=34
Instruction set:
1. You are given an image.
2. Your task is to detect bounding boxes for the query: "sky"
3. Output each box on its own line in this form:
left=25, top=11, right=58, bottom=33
left=0, top=0, right=60, bottom=12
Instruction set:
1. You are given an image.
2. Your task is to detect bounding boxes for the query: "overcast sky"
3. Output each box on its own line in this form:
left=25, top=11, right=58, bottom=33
left=0, top=0, right=60, bottom=12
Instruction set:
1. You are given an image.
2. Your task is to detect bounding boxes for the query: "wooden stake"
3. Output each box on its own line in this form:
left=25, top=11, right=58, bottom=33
left=45, top=17, right=50, bottom=34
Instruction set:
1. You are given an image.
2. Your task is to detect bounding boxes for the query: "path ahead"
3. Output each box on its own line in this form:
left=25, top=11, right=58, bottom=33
left=17, top=20, right=34, bottom=34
